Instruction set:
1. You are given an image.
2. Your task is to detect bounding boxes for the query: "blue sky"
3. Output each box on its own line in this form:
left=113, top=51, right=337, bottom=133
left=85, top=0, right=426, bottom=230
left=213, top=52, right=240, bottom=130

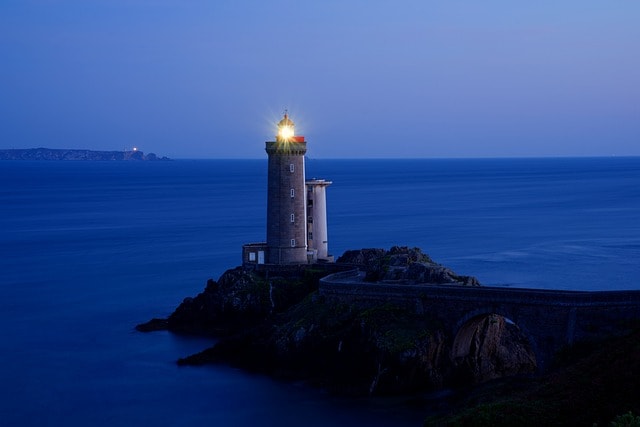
left=1, top=1, right=638, bottom=158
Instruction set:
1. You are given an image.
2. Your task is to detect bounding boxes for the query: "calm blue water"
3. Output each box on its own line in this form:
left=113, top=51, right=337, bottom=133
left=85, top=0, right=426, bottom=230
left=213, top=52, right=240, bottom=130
left=1, top=158, right=639, bottom=426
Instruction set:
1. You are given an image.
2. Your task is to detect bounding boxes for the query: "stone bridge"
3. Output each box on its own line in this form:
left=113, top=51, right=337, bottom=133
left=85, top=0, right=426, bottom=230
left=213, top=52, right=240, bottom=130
left=319, top=270, right=640, bottom=373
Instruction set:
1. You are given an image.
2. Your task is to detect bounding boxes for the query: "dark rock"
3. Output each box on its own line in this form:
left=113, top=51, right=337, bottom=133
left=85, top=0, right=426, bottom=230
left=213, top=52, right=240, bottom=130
left=167, top=267, right=323, bottom=336
left=337, top=248, right=386, bottom=266
left=451, top=315, right=537, bottom=385
left=139, top=248, right=494, bottom=396
left=263, top=299, right=453, bottom=395
left=139, top=245, right=640, bottom=422
left=135, top=318, right=169, bottom=332
left=339, top=246, right=479, bottom=285
left=177, top=295, right=453, bottom=395
left=427, top=328, right=640, bottom=426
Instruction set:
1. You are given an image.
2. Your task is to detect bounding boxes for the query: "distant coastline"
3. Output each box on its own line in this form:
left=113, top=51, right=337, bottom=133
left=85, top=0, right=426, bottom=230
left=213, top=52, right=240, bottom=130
left=0, top=148, right=170, bottom=161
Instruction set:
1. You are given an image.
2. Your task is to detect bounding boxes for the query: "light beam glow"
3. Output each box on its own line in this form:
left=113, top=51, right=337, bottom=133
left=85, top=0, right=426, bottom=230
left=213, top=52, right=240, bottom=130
left=278, top=125, right=294, bottom=140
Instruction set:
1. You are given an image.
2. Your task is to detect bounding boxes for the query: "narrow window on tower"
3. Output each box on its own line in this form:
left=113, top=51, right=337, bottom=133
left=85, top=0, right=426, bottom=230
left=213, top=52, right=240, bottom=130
left=289, top=164, right=295, bottom=173
left=290, top=213, right=295, bottom=223
left=290, top=239, right=296, bottom=247
left=290, top=188, right=295, bottom=198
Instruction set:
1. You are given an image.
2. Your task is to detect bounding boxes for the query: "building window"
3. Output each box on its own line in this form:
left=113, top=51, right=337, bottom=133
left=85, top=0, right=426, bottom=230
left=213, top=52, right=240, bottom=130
left=308, top=216, right=313, bottom=223
left=308, top=232, right=313, bottom=240
left=249, top=252, right=256, bottom=262
left=290, top=213, right=295, bottom=223
left=290, top=188, right=295, bottom=198
left=290, top=239, right=296, bottom=247
left=289, top=164, right=295, bottom=173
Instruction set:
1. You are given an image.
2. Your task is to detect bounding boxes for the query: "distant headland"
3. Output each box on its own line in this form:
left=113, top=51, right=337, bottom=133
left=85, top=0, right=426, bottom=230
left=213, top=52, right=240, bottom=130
left=0, top=148, right=170, bottom=161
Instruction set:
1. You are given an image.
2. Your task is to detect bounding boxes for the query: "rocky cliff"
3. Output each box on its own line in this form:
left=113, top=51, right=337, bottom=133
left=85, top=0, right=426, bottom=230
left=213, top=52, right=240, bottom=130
left=425, top=328, right=640, bottom=426
left=0, top=148, right=170, bottom=161
left=138, top=247, right=536, bottom=396
left=136, top=246, right=640, bottom=424
left=337, top=246, right=480, bottom=285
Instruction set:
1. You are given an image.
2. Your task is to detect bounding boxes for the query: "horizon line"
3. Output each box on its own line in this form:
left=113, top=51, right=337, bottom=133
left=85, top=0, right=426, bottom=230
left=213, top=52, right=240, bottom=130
left=170, top=154, right=640, bottom=161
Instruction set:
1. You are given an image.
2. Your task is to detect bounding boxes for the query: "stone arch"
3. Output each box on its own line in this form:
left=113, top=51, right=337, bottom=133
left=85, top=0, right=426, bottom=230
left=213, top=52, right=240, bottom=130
left=453, top=308, right=539, bottom=359
left=451, top=310, right=538, bottom=384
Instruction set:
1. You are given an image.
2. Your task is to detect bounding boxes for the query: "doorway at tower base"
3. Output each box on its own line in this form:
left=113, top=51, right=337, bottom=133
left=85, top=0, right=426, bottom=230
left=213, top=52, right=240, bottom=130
left=242, top=243, right=334, bottom=267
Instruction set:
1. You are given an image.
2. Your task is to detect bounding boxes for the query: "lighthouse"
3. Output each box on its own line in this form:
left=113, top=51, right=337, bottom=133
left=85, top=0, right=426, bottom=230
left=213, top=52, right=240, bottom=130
left=242, top=112, right=332, bottom=266
left=265, top=113, right=308, bottom=264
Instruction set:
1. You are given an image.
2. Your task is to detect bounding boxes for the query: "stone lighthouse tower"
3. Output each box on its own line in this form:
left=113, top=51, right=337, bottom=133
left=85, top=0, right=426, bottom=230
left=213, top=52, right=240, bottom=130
left=265, top=113, right=308, bottom=264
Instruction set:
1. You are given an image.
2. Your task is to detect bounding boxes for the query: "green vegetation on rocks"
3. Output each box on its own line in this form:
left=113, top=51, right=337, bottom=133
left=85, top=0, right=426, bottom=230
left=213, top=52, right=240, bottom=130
left=425, top=329, right=640, bottom=426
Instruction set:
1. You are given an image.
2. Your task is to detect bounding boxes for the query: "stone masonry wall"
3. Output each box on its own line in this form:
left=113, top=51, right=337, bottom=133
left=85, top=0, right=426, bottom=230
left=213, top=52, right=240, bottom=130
left=319, top=271, right=640, bottom=372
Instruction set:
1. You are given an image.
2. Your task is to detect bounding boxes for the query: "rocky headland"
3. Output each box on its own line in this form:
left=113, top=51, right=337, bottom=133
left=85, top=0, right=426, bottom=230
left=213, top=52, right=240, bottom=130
left=0, top=148, right=170, bottom=161
left=138, top=246, right=534, bottom=396
left=137, top=245, right=640, bottom=425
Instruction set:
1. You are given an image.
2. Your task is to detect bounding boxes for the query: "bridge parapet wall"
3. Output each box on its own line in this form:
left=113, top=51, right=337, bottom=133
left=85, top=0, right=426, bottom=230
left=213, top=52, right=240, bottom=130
left=319, top=271, right=640, bottom=372
left=320, top=272, right=640, bottom=308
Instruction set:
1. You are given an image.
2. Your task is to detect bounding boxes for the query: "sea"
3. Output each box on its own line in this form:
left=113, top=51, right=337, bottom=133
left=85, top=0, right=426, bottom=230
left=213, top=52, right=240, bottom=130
left=1, top=157, right=639, bottom=426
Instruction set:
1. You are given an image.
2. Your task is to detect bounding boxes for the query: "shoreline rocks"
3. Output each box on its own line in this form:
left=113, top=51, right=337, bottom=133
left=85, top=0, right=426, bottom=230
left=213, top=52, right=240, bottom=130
left=136, top=245, right=640, bottom=424
left=137, top=247, right=538, bottom=395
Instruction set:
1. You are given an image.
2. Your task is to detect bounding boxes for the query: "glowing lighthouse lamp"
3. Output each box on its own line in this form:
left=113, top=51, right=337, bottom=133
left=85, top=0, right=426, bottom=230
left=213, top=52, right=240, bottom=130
left=278, top=121, right=294, bottom=140
left=276, top=113, right=305, bottom=144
